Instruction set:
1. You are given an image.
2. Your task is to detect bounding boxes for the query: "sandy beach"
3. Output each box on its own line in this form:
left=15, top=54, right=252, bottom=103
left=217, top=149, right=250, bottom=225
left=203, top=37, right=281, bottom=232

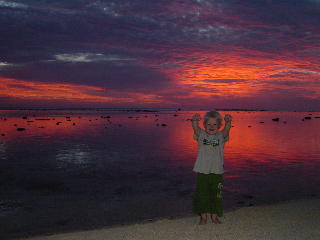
left=14, top=197, right=320, bottom=240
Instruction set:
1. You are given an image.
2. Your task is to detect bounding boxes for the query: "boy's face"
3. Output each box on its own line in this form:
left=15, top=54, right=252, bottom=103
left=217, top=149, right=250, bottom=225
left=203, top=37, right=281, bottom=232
left=205, top=117, right=219, bottom=134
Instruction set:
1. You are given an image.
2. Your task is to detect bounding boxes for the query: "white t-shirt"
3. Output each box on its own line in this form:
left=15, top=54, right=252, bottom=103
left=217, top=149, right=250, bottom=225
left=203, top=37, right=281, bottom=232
left=193, top=128, right=229, bottom=174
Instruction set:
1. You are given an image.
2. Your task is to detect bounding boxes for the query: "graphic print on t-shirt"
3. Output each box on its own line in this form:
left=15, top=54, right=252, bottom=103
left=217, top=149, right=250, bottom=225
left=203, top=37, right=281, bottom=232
left=202, top=138, right=219, bottom=146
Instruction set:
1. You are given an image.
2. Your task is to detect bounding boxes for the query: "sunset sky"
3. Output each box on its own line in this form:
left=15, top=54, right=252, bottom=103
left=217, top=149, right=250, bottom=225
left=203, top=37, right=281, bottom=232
left=0, top=0, right=319, bottom=111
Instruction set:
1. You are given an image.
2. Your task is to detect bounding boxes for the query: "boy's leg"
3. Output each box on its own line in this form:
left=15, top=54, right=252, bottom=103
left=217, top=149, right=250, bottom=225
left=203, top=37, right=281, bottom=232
left=192, top=173, right=211, bottom=215
left=209, top=173, right=224, bottom=217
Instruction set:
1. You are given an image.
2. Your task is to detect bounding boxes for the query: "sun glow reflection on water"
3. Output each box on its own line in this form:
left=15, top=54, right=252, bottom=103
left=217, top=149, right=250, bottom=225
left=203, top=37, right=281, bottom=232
left=0, top=110, right=319, bottom=236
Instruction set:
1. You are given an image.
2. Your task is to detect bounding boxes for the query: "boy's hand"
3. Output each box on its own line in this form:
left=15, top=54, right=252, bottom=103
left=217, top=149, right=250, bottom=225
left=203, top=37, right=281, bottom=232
left=192, top=113, right=201, bottom=121
left=224, top=114, right=232, bottom=122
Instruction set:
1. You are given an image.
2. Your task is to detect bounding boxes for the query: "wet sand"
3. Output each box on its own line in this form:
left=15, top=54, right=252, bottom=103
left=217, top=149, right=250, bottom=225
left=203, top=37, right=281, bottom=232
left=15, top=197, right=320, bottom=240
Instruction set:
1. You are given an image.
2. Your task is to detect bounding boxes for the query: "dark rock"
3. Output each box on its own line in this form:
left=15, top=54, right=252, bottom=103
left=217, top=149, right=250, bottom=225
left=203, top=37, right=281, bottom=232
left=259, top=121, right=264, bottom=123
left=161, top=123, right=167, bottom=126
left=17, top=128, right=25, bottom=131
left=22, top=116, right=28, bottom=119
left=56, top=122, right=62, bottom=125
left=72, top=123, right=76, bottom=125
left=143, top=110, right=157, bottom=112
left=35, top=118, right=51, bottom=120
left=248, top=125, right=252, bottom=128
left=173, top=114, right=178, bottom=117
left=304, top=116, right=312, bottom=119
left=1, top=133, right=5, bottom=136
left=272, top=118, right=280, bottom=121
left=243, top=194, right=254, bottom=199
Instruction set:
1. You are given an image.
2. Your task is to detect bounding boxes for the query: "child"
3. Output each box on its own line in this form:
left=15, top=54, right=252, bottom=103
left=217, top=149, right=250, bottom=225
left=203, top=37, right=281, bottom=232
left=191, top=111, right=232, bottom=225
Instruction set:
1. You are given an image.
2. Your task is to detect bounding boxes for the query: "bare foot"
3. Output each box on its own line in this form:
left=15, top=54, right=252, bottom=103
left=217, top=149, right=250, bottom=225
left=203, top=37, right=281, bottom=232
left=199, top=215, right=207, bottom=225
left=211, top=214, right=222, bottom=224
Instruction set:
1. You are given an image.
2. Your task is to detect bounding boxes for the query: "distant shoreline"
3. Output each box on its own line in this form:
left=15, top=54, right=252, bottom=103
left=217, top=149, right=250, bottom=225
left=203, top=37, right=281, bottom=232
left=0, top=108, right=318, bottom=112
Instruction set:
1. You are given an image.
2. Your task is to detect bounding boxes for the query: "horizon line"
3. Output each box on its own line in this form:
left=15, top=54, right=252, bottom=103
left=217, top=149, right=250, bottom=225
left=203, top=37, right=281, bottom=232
left=0, top=107, right=318, bottom=112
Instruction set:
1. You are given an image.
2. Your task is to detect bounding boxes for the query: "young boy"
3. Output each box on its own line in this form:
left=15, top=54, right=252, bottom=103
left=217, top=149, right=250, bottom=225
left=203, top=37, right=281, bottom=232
left=191, top=111, right=232, bottom=224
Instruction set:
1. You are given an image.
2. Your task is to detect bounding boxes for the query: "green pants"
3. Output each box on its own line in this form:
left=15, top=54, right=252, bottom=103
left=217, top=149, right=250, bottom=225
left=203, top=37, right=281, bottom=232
left=192, top=172, right=224, bottom=217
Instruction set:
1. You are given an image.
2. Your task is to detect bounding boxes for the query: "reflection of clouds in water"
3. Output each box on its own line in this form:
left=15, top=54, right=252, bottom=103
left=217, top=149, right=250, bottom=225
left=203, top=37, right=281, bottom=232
left=56, top=147, right=91, bottom=168
left=0, top=142, right=7, bottom=156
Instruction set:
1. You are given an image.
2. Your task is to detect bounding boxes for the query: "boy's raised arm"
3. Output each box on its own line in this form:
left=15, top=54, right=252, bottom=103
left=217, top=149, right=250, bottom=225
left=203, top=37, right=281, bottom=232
left=222, top=114, right=232, bottom=139
left=192, top=113, right=201, bottom=138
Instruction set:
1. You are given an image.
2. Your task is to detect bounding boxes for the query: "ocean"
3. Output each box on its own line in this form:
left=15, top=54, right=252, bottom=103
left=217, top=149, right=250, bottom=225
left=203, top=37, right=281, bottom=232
left=0, top=109, right=319, bottom=239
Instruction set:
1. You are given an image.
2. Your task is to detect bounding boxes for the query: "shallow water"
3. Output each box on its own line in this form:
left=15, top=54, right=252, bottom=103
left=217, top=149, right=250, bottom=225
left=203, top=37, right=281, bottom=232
left=0, top=110, right=319, bottom=239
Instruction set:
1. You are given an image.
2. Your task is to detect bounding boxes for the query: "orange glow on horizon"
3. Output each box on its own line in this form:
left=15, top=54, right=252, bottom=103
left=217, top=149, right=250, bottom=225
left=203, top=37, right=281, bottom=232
left=162, top=47, right=320, bottom=99
left=0, top=77, right=166, bottom=104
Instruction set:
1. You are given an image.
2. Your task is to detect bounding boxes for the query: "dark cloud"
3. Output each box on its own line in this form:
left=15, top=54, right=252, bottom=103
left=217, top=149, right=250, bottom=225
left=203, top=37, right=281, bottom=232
left=267, top=71, right=319, bottom=78
left=202, top=79, right=248, bottom=83
left=178, top=87, right=320, bottom=111
left=0, top=60, right=171, bottom=91
left=1, top=0, right=319, bottom=65
left=261, top=80, right=320, bottom=86
left=6, top=83, right=37, bottom=90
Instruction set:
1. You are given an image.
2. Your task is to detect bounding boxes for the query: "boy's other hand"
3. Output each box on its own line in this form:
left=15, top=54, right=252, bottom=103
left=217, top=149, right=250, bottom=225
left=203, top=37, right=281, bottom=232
left=224, top=114, right=232, bottom=122
left=192, top=113, right=201, bottom=121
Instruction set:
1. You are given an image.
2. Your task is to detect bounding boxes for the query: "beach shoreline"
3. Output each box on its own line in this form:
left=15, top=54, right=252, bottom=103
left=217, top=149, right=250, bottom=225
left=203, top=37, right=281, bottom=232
left=10, top=197, right=320, bottom=240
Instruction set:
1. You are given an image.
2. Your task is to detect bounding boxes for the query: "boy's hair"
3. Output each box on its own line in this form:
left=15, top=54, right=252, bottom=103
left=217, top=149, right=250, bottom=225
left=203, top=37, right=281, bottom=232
left=203, top=111, right=223, bottom=129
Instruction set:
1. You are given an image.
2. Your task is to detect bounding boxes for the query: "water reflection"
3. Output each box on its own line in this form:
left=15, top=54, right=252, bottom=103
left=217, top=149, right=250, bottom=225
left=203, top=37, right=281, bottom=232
left=0, top=110, right=319, bottom=238
left=56, top=147, right=91, bottom=168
